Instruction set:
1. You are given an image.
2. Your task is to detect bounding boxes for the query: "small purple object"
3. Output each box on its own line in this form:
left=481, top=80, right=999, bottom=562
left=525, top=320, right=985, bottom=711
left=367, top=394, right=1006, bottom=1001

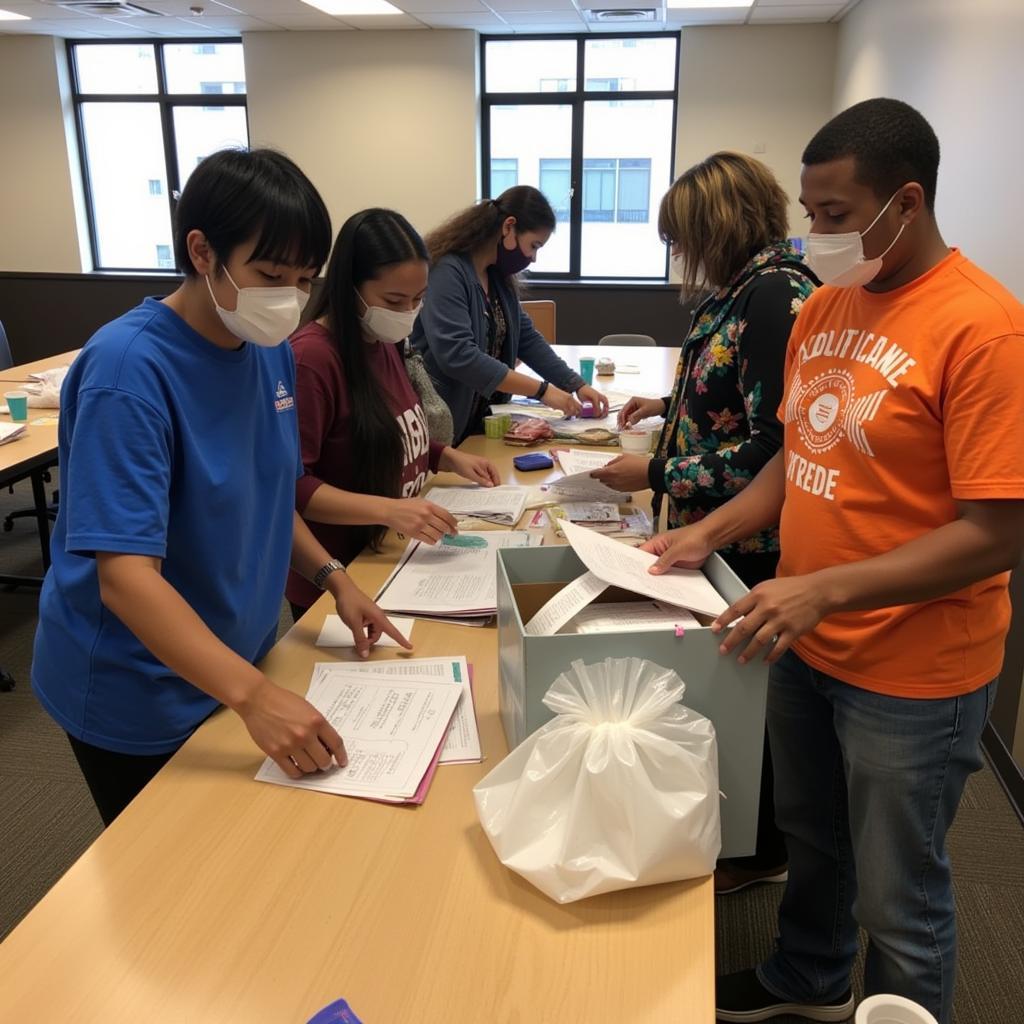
left=580, top=401, right=595, bottom=418
left=307, top=998, right=364, bottom=1024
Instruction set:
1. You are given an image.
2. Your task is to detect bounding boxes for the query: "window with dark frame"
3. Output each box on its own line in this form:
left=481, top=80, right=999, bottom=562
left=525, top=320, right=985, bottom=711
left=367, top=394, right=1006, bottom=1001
left=68, top=39, right=249, bottom=273
left=481, top=33, right=679, bottom=281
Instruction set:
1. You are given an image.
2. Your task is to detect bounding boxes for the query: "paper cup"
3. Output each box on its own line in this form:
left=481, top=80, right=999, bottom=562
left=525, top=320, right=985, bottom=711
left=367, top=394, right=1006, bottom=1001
left=4, top=390, right=28, bottom=422
left=620, top=428, right=654, bottom=454
left=579, top=357, right=595, bottom=385
left=855, top=995, right=939, bottom=1024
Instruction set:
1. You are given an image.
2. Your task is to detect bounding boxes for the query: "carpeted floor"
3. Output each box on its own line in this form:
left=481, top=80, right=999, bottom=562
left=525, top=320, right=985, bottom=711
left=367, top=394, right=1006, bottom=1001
left=1, top=476, right=1022, bottom=1022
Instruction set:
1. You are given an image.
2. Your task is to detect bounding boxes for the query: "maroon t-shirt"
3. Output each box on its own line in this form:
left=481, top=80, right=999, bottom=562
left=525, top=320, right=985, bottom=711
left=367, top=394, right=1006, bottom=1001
left=287, top=321, right=444, bottom=609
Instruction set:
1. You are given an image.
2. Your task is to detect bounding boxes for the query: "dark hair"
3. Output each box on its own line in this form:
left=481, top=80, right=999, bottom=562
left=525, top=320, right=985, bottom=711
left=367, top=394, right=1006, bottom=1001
left=425, top=185, right=556, bottom=278
left=306, top=208, right=428, bottom=551
left=173, top=148, right=332, bottom=276
left=802, top=98, right=940, bottom=210
left=658, top=151, right=789, bottom=296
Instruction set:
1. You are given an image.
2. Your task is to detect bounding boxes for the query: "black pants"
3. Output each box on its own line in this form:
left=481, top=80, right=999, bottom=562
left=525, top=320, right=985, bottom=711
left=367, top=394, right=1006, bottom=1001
left=720, top=548, right=788, bottom=870
left=66, top=733, right=176, bottom=827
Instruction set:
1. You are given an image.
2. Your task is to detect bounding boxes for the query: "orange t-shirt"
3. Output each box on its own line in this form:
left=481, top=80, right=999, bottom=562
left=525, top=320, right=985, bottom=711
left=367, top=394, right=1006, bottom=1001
left=777, top=249, right=1024, bottom=698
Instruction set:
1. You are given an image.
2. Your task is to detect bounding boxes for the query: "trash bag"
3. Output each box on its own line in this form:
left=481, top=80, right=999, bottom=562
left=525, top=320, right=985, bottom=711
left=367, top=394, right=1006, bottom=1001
left=474, top=656, right=720, bottom=904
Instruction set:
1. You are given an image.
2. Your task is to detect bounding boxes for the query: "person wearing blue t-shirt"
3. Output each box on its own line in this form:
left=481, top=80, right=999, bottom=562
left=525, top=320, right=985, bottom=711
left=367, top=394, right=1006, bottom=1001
left=32, top=149, right=410, bottom=826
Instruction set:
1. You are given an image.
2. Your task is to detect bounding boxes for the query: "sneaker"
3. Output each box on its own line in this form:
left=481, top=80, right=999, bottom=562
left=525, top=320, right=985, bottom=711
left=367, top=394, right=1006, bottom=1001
left=716, top=969, right=854, bottom=1022
left=714, top=862, right=789, bottom=895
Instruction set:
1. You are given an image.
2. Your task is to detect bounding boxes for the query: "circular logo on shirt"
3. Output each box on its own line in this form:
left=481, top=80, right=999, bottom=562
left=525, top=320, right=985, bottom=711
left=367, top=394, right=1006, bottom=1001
left=796, top=370, right=854, bottom=454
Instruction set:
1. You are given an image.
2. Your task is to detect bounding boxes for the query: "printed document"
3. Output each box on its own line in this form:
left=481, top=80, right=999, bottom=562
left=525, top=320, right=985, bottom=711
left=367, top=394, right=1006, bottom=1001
left=376, top=531, right=535, bottom=617
left=561, top=520, right=728, bottom=617
left=255, top=671, right=461, bottom=802
left=309, top=656, right=480, bottom=764
left=425, top=485, right=528, bottom=527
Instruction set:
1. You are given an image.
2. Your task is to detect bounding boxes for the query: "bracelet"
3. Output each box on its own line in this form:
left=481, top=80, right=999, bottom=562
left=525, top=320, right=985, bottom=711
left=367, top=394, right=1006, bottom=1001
left=535, top=380, right=550, bottom=400
left=312, top=559, right=346, bottom=590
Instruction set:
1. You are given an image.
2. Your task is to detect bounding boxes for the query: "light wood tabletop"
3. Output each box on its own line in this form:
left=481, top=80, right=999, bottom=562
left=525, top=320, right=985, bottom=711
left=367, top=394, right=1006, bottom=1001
left=0, top=348, right=80, bottom=383
left=0, top=346, right=713, bottom=1023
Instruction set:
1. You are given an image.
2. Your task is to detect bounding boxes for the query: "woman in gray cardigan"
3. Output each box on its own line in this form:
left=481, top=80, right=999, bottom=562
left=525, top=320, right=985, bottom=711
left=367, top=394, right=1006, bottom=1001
left=411, top=186, right=609, bottom=443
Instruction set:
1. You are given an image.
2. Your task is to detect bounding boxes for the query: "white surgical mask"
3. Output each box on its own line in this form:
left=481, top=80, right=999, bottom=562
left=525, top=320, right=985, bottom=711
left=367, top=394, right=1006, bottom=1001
left=206, top=267, right=308, bottom=347
left=670, top=252, right=686, bottom=279
left=358, top=297, right=422, bottom=344
left=804, top=190, right=905, bottom=288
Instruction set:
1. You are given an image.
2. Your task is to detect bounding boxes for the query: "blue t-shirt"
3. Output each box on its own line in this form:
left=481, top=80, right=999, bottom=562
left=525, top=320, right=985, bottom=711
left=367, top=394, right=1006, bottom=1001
left=32, top=298, right=301, bottom=755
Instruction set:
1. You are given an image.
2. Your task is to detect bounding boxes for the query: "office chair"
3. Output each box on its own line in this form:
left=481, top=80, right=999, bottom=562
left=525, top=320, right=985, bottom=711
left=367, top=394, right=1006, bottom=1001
left=1, top=319, right=59, bottom=536
left=598, top=334, right=657, bottom=347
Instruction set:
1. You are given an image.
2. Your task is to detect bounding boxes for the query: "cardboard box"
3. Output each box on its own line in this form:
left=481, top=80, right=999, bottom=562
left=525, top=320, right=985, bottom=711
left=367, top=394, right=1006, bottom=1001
left=496, top=545, right=768, bottom=858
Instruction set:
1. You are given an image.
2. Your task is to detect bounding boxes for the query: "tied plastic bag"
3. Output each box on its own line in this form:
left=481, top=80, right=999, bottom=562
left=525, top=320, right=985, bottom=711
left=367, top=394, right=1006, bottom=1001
left=473, top=657, right=720, bottom=904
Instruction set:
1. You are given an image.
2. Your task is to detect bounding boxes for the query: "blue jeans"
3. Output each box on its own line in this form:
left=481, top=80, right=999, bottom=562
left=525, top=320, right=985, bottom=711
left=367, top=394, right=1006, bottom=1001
left=757, top=650, right=995, bottom=1024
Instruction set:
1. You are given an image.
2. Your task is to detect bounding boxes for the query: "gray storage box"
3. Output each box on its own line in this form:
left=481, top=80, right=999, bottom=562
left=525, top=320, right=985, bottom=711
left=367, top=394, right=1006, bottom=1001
left=496, top=545, right=768, bottom=858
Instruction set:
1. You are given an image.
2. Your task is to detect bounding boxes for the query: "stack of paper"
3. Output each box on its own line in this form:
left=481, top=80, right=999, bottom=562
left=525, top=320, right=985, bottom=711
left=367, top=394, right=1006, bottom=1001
left=426, top=485, right=528, bottom=527
left=551, top=448, right=631, bottom=502
left=562, top=601, right=700, bottom=636
left=547, top=505, right=653, bottom=545
left=376, top=531, right=541, bottom=624
left=255, top=664, right=458, bottom=803
left=0, top=422, right=26, bottom=445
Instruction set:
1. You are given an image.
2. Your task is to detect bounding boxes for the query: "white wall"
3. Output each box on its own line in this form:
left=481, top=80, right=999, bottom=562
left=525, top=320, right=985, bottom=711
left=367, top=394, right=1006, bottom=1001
left=834, top=0, right=1024, bottom=297
left=0, top=36, right=86, bottom=273
left=243, top=30, right=479, bottom=245
left=675, top=24, right=839, bottom=240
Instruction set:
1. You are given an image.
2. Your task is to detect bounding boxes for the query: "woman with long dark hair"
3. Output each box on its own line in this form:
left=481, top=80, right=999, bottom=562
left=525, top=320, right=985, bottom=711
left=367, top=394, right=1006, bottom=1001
left=411, top=186, right=609, bottom=443
left=287, top=208, right=500, bottom=619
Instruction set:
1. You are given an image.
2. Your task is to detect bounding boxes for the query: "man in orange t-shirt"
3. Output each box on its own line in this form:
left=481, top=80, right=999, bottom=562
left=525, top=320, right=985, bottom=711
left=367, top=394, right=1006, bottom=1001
left=644, top=98, right=1024, bottom=1024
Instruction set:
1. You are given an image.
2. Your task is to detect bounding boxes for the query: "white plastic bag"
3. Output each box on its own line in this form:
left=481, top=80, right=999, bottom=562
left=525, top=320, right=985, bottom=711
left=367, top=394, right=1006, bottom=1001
left=473, top=656, right=721, bottom=903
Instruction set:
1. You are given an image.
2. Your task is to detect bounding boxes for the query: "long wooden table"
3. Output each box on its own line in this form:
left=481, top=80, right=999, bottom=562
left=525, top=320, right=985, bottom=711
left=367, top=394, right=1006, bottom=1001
left=0, top=346, right=713, bottom=1023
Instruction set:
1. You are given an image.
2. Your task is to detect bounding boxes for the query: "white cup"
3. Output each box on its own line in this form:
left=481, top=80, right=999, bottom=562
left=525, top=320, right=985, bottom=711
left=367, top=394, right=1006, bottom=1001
left=855, top=994, right=939, bottom=1024
left=620, top=428, right=654, bottom=454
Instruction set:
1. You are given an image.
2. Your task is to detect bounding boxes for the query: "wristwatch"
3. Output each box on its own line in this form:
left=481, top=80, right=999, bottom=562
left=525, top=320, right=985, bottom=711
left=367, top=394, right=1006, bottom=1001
left=312, top=559, right=346, bottom=590
left=535, top=380, right=550, bottom=400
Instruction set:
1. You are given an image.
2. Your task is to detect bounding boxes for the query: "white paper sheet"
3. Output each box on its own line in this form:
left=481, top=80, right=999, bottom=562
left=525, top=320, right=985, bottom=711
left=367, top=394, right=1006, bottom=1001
left=556, top=448, right=621, bottom=475
left=523, top=571, right=609, bottom=637
left=561, top=519, right=729, bottom=617
left=425, top=485, right=528, bottom=526
left=255, top=673, right=461, bottom=800
left=564, top=601, right=700, bottom=635
left=375, top=531, right=534, bottom=616
left=315, top=615, right=415, bottom=649
left=309, top=657, right=480, bottom=764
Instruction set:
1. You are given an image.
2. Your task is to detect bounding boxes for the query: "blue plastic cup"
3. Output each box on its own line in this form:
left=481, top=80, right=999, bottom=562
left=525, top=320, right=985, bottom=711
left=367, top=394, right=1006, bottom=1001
left=579, top=357, right=595, bottom=385
left=4, top=391, right=28, bottom=422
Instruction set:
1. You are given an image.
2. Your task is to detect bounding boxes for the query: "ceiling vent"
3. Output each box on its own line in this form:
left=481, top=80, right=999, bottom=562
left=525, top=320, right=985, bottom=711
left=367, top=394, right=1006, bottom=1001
left=54, top=1, right=164, bottom=16
left=582, top=7, right=659, bottom=22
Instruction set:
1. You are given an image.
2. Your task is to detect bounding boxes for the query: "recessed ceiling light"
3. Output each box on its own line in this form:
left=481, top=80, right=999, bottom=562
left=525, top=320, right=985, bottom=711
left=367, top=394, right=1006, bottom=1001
left=666, top=0, right=754, bottom=9
left=300, top=0, right=402, bottom=14
left=0, top=8, right=31, bottom=19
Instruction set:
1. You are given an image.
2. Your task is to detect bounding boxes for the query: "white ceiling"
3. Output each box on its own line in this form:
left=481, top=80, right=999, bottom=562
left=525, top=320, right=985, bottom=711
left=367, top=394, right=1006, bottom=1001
left=0, top=0, right=860, bottom=38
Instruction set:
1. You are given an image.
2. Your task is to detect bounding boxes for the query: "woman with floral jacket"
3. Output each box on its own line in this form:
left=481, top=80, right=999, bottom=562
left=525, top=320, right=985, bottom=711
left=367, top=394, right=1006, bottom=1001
left=594, top=151, right=818, bottom=893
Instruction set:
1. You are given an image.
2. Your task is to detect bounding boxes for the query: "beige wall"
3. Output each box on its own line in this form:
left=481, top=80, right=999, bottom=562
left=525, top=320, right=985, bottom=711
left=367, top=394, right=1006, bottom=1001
left=243, top=29, right=479, bottom=245
left=0, top=35, right=86, bottom=274
left=834, top=0, right=1024, bottom=298
left=675, top=24, right=839, bottom=240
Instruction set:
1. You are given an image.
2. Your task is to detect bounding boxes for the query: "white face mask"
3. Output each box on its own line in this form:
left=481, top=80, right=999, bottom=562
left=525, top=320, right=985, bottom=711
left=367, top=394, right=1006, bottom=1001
left=804, top=190, right=905, bottom=288
left=358, top=296, right=423, bottom=344
left=670, top=252, right=686, bottom=279
left=206, top=266, right=308, bottom=347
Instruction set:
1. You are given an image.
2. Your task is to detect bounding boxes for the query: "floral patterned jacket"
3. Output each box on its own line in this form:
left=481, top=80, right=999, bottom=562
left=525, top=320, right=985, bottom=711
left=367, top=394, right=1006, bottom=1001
left=649, top=242, right=817, bottom=579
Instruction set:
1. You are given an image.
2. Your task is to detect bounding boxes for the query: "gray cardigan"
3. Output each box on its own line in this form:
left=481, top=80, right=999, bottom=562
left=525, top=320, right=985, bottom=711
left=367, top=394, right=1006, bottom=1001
left=410, top=252, right=586, bottom=442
